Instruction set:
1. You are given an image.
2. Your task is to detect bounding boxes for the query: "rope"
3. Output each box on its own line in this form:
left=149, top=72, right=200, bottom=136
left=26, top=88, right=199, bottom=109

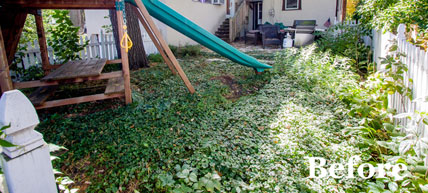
left=116, top=0, right=133, bottom=52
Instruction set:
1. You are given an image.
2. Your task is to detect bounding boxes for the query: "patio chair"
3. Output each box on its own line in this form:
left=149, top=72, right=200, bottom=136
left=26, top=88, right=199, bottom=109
left=260, top=24, right=283, bottom=49
left=244, top=29, right=259, bottom=46
left=292, top=20, right=316, bottom=47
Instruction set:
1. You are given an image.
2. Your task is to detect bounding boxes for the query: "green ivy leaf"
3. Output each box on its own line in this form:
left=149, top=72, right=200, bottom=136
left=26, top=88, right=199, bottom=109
left=0, top=139, right=15, bottom=147
left=388, top=182, right=398, bottom=192
left=189, top=172, right=197, bottom=183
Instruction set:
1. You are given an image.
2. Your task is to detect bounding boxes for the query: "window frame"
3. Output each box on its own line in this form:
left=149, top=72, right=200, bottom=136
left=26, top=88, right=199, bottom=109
left=282, top=0, right=302, bottom=11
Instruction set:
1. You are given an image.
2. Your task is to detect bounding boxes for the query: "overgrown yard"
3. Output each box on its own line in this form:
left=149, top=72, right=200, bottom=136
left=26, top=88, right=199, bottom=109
left=38, top=47, right=365, bottom=192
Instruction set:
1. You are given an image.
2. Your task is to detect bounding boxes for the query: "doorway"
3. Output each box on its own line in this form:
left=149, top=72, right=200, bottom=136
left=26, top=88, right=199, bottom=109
left=251, top=1, right=263, bottom=30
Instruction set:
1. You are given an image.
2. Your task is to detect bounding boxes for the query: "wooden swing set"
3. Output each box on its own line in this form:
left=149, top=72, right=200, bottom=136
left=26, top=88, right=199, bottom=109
left=0, top=0, right=195, bottom=109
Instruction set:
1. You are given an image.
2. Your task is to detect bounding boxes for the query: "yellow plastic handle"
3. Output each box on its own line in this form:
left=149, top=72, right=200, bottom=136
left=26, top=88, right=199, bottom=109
left=120, top=26, right=133, bottom=53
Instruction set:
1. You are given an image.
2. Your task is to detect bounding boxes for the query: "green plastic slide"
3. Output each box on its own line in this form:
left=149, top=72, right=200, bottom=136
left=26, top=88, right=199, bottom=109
left=127, top=0, right=272, bottom=72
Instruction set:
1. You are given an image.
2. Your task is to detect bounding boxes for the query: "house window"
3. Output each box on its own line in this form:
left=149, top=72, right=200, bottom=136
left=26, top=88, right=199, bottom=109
left=282, top=0, right=301, bottom=10
left=195, top=0, right=224, bottom=4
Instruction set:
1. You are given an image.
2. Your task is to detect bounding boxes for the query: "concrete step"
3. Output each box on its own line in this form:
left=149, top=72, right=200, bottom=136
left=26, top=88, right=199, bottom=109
left=216, top=28, right=229, bottom=33
left=215, top=32, right=229, bottom=38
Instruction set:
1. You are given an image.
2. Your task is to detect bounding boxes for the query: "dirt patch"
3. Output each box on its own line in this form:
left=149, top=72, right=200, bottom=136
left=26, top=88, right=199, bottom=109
left=210, top=75, right=243, bottom=100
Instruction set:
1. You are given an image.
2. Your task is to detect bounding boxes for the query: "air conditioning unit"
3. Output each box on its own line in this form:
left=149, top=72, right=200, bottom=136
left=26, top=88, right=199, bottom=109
left=212, top=0, right=224, bottom=5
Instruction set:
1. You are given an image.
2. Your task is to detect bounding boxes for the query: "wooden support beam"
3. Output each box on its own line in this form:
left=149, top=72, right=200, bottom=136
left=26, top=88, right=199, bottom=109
left=106, top=59, right=123, bottom=64
left=0, top=26, right=14, bottom=92
left=13, top=71, right=123, bottom=89
left=132, top=6, right=176, bottom=75
left=35, top=10, right=50, bottom=73
left=28, top=86, right=58, bottom=106
left=116, top=1, right=132, bottom=104
left=0, top=10, right=27, bottom=64
left=35, top=93, right=124, bottom=110
left=0, top=0, right=116, bottom=9
left=134, top=1, right=195, bottom=94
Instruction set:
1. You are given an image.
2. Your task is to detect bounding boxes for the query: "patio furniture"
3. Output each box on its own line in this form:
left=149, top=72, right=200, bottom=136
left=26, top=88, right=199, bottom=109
left=260, top=24, right=283, bottom=49
left=292, top=20, right=317, bottom=47
left=244, top=29, right=260, bottom=46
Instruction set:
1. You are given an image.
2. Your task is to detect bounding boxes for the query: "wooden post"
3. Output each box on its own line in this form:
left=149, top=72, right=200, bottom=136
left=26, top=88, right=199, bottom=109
left=116, top=1, right=133, bottom=104
left=132, top=6, right=176, bottom=75
left=0, top=11, right=27, bottom=65
left=134, top=1, right=195, bottom=94
left=35, top=9, right=50, bottom=73
left=0, top=26, right=13, bottom=93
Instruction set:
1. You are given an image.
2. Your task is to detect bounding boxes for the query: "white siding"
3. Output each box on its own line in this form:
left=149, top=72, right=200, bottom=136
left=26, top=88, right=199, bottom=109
left=262, top=0, right=337, bottom=29
left=161, top=0, right=227, bottom=46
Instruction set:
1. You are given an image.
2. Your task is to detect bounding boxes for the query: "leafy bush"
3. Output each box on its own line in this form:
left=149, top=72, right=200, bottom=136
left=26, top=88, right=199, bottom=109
left=177, top=45, right=201, bottom=58
left=169, top=45, right=178, bottom=56
left=293, top=41, right=428, bottom=192
left=344, top=43, right=428, bottom=193
left=168, top=45, right=201, bottom=58
left=148, top=53, right=164, bottom=63
left=316, top=23, right=372, bottom=75
left=356, top=0, right=428, bottom=50
left=13, top=65, right=45, bottom=81
left=356, top=0, right=428, bottom=33
left=48, top=10, right=88, bottom=64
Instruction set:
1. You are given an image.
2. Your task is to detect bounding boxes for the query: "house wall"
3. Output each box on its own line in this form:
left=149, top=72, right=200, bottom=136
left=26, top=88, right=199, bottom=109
left=261, top=0, right=337, bottom=29
left=161, top=0, right=227, bottom=46
left=84, top=10, right=167, bottom=38
left=84, top=10, right=111, bottom=36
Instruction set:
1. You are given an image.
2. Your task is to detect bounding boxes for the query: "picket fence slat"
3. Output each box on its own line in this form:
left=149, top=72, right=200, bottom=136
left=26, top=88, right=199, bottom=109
left=379, top=24, right=428, bottom=137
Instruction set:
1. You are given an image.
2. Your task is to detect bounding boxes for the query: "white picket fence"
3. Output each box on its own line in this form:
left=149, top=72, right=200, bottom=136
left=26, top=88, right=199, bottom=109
left=373, top=24, right=428, bottom=137
left=333, top=19, right=358, bottom=26
left=14, top=30, right=158, bottom=70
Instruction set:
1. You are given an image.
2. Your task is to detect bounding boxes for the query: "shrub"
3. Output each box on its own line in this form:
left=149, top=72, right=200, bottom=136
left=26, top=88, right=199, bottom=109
left=13, top=65, right=45, bottom=81
left=316, top=23, right=372, bottom=76
left=168, top=45, right=201, bottom=58
left=148, top=53, right=164, bottom=63
left=48, top=10, right=88, bottom=64
left=168, top=45, right=178, bottom=56
left=177, top=45, right=201, bottom=57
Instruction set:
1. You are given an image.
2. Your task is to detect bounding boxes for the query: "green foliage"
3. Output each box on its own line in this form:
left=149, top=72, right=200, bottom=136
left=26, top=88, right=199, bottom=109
left=316, top=23, right=373, bottom=75
left=148, top=53, right=164, bottom=63
left=49, top=144, right=79, bottom=193
left=315, top=39, right=427, bottom=192
left=11, top=10, right=55, bottom=80
left=168, top=45, right=201, bottom=58
left=37, top=49, right=365, bottom=192
left=101, top=15, right=113, bottom=33
left=0, top=124, right=15, bottom=174
left=31, top=41, right=426, bottom=192
left=48, top=10, right=88, bottom=64
left=19, top=10, right=55, bottom=47
left=169, top=45, right=178, bottom=56
left=356, top=0, right=428, bottom=33
left=0, top=125, right=15, bottom=148
left=177, top=45, right=201, bottom=58
left=13, top=65, right=45, bottom=81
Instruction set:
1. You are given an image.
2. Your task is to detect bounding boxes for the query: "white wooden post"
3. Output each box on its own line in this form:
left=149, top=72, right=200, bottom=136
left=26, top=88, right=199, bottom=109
left=397, top=24, right=406, bottom=40
left=0, top=90, right=57, bottom=193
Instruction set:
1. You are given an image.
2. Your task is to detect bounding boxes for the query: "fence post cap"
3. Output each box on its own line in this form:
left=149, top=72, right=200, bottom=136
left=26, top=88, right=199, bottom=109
left=397, top=24, right=406, bottom=40
left=0, top=90, right=44, bottom=158
left=0, top=90, right=39, bottom=133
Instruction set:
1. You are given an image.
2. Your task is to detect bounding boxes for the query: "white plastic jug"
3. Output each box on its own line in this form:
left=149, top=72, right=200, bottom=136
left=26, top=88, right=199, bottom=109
left=283, top=32, right=293, bottom=48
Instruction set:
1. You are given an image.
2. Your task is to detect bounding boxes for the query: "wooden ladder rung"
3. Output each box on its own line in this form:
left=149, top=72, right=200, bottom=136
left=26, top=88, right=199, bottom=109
left=28, top=86, right=58, bottom=106
left=105, top=77, right=125, bottom=95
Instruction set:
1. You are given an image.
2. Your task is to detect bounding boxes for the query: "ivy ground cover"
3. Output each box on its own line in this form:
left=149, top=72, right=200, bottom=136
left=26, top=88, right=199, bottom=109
left=38, top=47, right=365, bottom=192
